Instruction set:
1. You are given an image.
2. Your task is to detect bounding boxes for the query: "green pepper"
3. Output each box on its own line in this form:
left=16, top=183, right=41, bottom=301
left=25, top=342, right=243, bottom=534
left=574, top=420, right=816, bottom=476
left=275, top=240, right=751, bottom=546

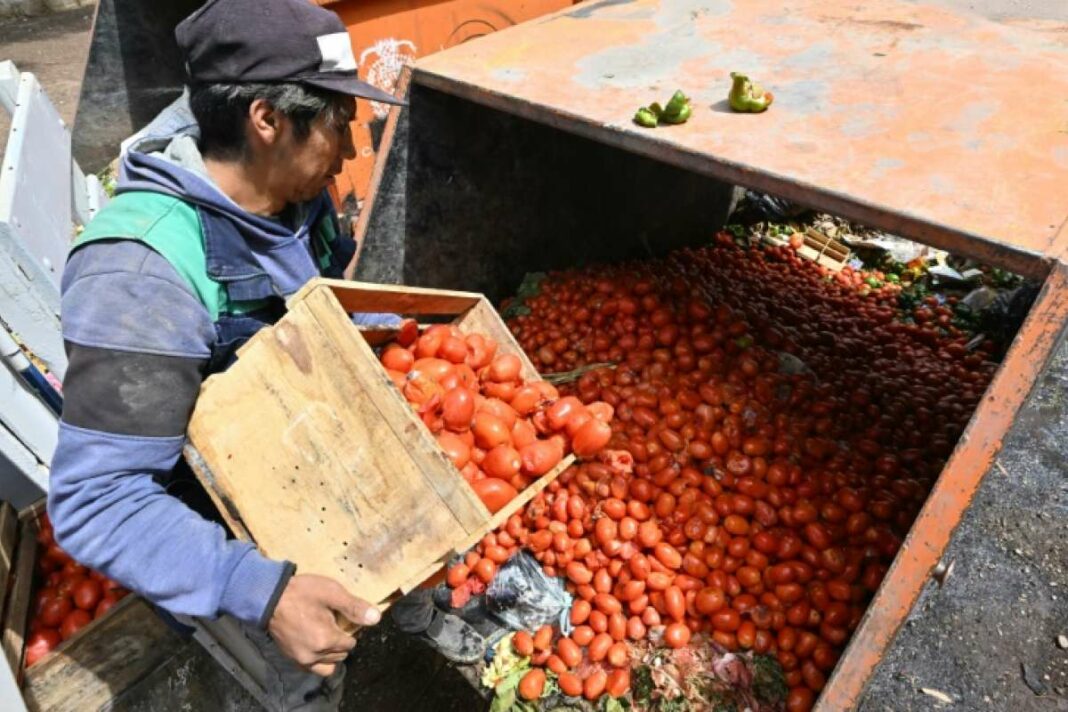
left=633, top=91, right=692, bottom=128
left=662, top=90, right=690, bottom=117
left=659, top=103, right=692, bottom=124
left=729, top=72, right=774, bottom=113
left=633, top=107, right=659, bottom=127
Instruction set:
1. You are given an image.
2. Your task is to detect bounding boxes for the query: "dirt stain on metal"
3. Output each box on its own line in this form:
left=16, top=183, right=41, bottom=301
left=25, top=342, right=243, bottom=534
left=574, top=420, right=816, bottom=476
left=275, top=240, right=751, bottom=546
left=567, top=0, right=636, bottom=19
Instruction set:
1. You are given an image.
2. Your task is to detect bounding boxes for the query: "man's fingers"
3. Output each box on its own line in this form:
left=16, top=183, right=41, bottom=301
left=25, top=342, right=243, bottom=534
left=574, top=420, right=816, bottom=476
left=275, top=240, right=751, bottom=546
left=307, top=661, right=338, bottom=678
left=348, top=597, right=381, bottom=626
left=317, top=579, right=381, bottom=627
left=318, top=630, right=358, bottom=656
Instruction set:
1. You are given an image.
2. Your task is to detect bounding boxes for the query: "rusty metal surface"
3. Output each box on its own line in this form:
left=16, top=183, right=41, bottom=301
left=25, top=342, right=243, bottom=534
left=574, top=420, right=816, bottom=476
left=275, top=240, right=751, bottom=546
left=414, top=0, right=1068, bottom=275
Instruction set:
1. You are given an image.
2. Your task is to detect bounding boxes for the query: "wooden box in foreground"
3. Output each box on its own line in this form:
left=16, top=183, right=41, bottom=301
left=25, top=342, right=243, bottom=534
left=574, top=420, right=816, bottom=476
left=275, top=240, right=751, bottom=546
left=184, top=279, right=572, bottom=609
left=0, top=501, right=178, bottom=712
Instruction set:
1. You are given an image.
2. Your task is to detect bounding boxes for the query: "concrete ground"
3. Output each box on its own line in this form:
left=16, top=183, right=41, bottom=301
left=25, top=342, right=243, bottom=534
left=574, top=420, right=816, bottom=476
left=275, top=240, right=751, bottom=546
left=0, top=4, right=93, bottom=157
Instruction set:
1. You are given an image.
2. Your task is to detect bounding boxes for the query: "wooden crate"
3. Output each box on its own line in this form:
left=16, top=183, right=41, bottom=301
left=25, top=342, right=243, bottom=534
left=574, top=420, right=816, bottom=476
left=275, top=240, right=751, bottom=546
left=184, top=279, right=574, bottom=611
left=0, top=500, right=179, bottom=711
left=763, top=227, right=851, bottom=272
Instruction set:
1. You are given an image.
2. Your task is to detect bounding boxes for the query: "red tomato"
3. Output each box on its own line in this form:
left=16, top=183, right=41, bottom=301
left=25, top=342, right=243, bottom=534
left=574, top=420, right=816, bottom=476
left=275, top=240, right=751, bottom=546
left=520, top=441, right=562, bottom=477
left=72, top=579, right=102, bottom=612
left=556, top=637, right=582, bottom=668
left=24, top=629, right=61, bottom=667
left=483, top=445, right=522, bottom=480
left=94, top=593, right=119, bottom=619
left=487, top=354, right=522, bottom=383
left=606, top=668, right=630, bottom=698
left=473, top=558, right=497, bottom=584
left=441, top=388, right=476, bottom=432
left=436, top=432, right=471, bottom=469
left=380, top=345, right=414, bottom=373
left=518, top=668, right=545, bottom=701
left=558, top=672, right=583, bottom=697
left=438, top=336, right=469, bottom=364
left=532, top=624, right=553, bottom=652
left=663, top=622, right=691, bottom=648
left=512, top=630, right=534, bottom=656
left=59, top=609, right=92, bottom=641
left=471, top=479, right=518, bottom=513
left=44, top=544, right=72, bottom=567
left=473, top=413, right=511, bottom=450
left=446, top=564, right=469, bottom=588
left=546, top=397, right=585, bottom=431
left=39, top=596, right=72, bottom=628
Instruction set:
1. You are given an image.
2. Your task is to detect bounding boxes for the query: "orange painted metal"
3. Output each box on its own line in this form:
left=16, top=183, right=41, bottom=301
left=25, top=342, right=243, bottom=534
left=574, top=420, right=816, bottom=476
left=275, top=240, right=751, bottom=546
left=816, top=261, right=1067, bottom=709
left=315, top=0, right=575, bottom=203
left=414, top=0, right=1068, bottom=277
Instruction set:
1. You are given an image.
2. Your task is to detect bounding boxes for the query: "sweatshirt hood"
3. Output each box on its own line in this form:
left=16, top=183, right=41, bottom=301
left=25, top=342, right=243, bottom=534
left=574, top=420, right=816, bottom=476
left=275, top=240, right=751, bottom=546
left=117, top=129, right=327, bottom=297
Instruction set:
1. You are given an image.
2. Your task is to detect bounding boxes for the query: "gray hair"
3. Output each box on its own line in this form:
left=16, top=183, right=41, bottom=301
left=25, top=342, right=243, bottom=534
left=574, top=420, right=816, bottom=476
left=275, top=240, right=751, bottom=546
left=189, top=82, right=350, bottom=160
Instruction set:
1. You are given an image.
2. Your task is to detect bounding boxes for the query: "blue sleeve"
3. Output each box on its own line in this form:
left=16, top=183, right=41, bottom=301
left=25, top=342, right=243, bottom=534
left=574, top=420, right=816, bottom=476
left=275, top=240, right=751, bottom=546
left=49, top=240, right=293, bottom=626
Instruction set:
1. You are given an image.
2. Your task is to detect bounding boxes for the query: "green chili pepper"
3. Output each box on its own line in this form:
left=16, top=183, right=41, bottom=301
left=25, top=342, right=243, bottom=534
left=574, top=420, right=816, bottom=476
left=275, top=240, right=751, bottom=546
left=729, top=72, right=774, bottom=113
left=633, top=91, right=692, bottom=128
left=659, top=103, right=692, bottom=124
left=662, top=90, right=690, bottom=117
left=633, top=107, right=659, bottom=128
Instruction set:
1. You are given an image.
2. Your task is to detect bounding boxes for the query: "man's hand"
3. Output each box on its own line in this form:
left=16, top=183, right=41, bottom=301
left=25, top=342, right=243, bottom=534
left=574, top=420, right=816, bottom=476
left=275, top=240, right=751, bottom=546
left=267, top=574, right=381, bottom=676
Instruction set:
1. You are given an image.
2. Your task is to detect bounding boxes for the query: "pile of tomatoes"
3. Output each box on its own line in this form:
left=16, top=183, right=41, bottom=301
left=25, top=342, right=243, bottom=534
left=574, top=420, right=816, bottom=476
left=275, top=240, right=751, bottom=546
left=24, top=513, right=129, bottom=667
left=379, top=322, right=614, bottom=600
left=464, top=235, right=996, bottom=710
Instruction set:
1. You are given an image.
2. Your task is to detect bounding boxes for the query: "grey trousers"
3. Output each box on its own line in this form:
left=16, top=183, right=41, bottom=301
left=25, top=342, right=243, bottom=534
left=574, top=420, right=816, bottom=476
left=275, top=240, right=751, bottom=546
left=242, top=622, right=346, bottom=712
left=183, top=614, right=346, bottom=712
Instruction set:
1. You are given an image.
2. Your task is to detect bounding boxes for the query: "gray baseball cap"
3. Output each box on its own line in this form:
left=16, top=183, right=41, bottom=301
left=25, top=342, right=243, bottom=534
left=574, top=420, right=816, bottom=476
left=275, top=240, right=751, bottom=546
left=176, top=0, right=406, bottom=105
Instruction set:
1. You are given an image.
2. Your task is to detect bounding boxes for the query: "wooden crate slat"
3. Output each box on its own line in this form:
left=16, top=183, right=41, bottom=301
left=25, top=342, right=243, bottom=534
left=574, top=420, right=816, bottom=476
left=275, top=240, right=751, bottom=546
left=454, top=297, right=540, bottom=382
left=303, top=286, right=490, bottom=531
left=291, top=279, right=482, bottom=316
left=182, top=445, right=255, bottom=543
left=0, top=502, right=17, bottom=619
left=2, top=511, right=37, bottom=675
left=22, top=597, right=182, bottom=712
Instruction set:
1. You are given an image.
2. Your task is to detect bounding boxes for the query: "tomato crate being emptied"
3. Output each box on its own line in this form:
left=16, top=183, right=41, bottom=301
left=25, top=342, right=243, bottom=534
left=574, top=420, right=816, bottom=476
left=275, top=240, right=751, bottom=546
left=183, top=279, right=574, bottom=610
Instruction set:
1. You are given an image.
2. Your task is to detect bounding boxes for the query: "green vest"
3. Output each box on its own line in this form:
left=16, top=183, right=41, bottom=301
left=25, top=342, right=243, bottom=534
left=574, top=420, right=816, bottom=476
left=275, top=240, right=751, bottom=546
left=74, top=190, right=345, bottom=320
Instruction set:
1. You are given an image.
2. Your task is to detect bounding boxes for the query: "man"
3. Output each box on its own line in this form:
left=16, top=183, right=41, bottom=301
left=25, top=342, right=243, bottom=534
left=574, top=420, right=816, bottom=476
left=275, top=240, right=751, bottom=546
left=47, top=0, right=409, bottom=708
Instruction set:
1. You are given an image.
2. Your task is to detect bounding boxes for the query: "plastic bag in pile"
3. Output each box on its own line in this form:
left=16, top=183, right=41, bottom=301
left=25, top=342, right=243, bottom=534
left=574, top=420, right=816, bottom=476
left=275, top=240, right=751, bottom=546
left=485, top=551, right=573, bottom=633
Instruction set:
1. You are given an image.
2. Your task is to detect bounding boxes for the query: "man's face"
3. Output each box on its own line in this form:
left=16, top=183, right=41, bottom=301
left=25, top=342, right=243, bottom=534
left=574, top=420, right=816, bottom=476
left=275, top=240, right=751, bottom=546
left=272, top=97, right=357, bottom=205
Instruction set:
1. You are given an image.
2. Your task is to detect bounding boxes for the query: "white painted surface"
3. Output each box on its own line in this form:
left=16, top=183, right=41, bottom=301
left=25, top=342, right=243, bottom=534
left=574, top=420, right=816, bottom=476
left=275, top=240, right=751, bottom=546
left=0, top=69, right=72, bottom=292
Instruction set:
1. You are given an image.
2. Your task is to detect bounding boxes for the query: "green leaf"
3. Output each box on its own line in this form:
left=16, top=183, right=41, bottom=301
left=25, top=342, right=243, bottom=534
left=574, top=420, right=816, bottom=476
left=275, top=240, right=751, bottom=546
left=632, top=666, right=654, bottom=704
left=751, top=653, right=788, bottom=705
left=491, top=685, right=516, bottom=712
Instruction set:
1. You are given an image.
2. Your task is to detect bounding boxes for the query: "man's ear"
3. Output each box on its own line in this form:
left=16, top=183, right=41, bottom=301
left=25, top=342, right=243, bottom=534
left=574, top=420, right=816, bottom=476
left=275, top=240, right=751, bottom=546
left=248, top=98, right=282, bottom=147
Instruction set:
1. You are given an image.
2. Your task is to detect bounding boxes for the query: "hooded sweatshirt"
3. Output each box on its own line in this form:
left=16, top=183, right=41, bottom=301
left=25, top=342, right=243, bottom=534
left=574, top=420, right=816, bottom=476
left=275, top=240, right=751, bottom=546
left=48, top=131, right=379, bottom=627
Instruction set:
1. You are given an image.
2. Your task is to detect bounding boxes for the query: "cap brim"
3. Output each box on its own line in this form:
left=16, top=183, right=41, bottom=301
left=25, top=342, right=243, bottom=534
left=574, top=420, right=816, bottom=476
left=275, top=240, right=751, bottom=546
left=301, top=73, right=407, bottom=106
